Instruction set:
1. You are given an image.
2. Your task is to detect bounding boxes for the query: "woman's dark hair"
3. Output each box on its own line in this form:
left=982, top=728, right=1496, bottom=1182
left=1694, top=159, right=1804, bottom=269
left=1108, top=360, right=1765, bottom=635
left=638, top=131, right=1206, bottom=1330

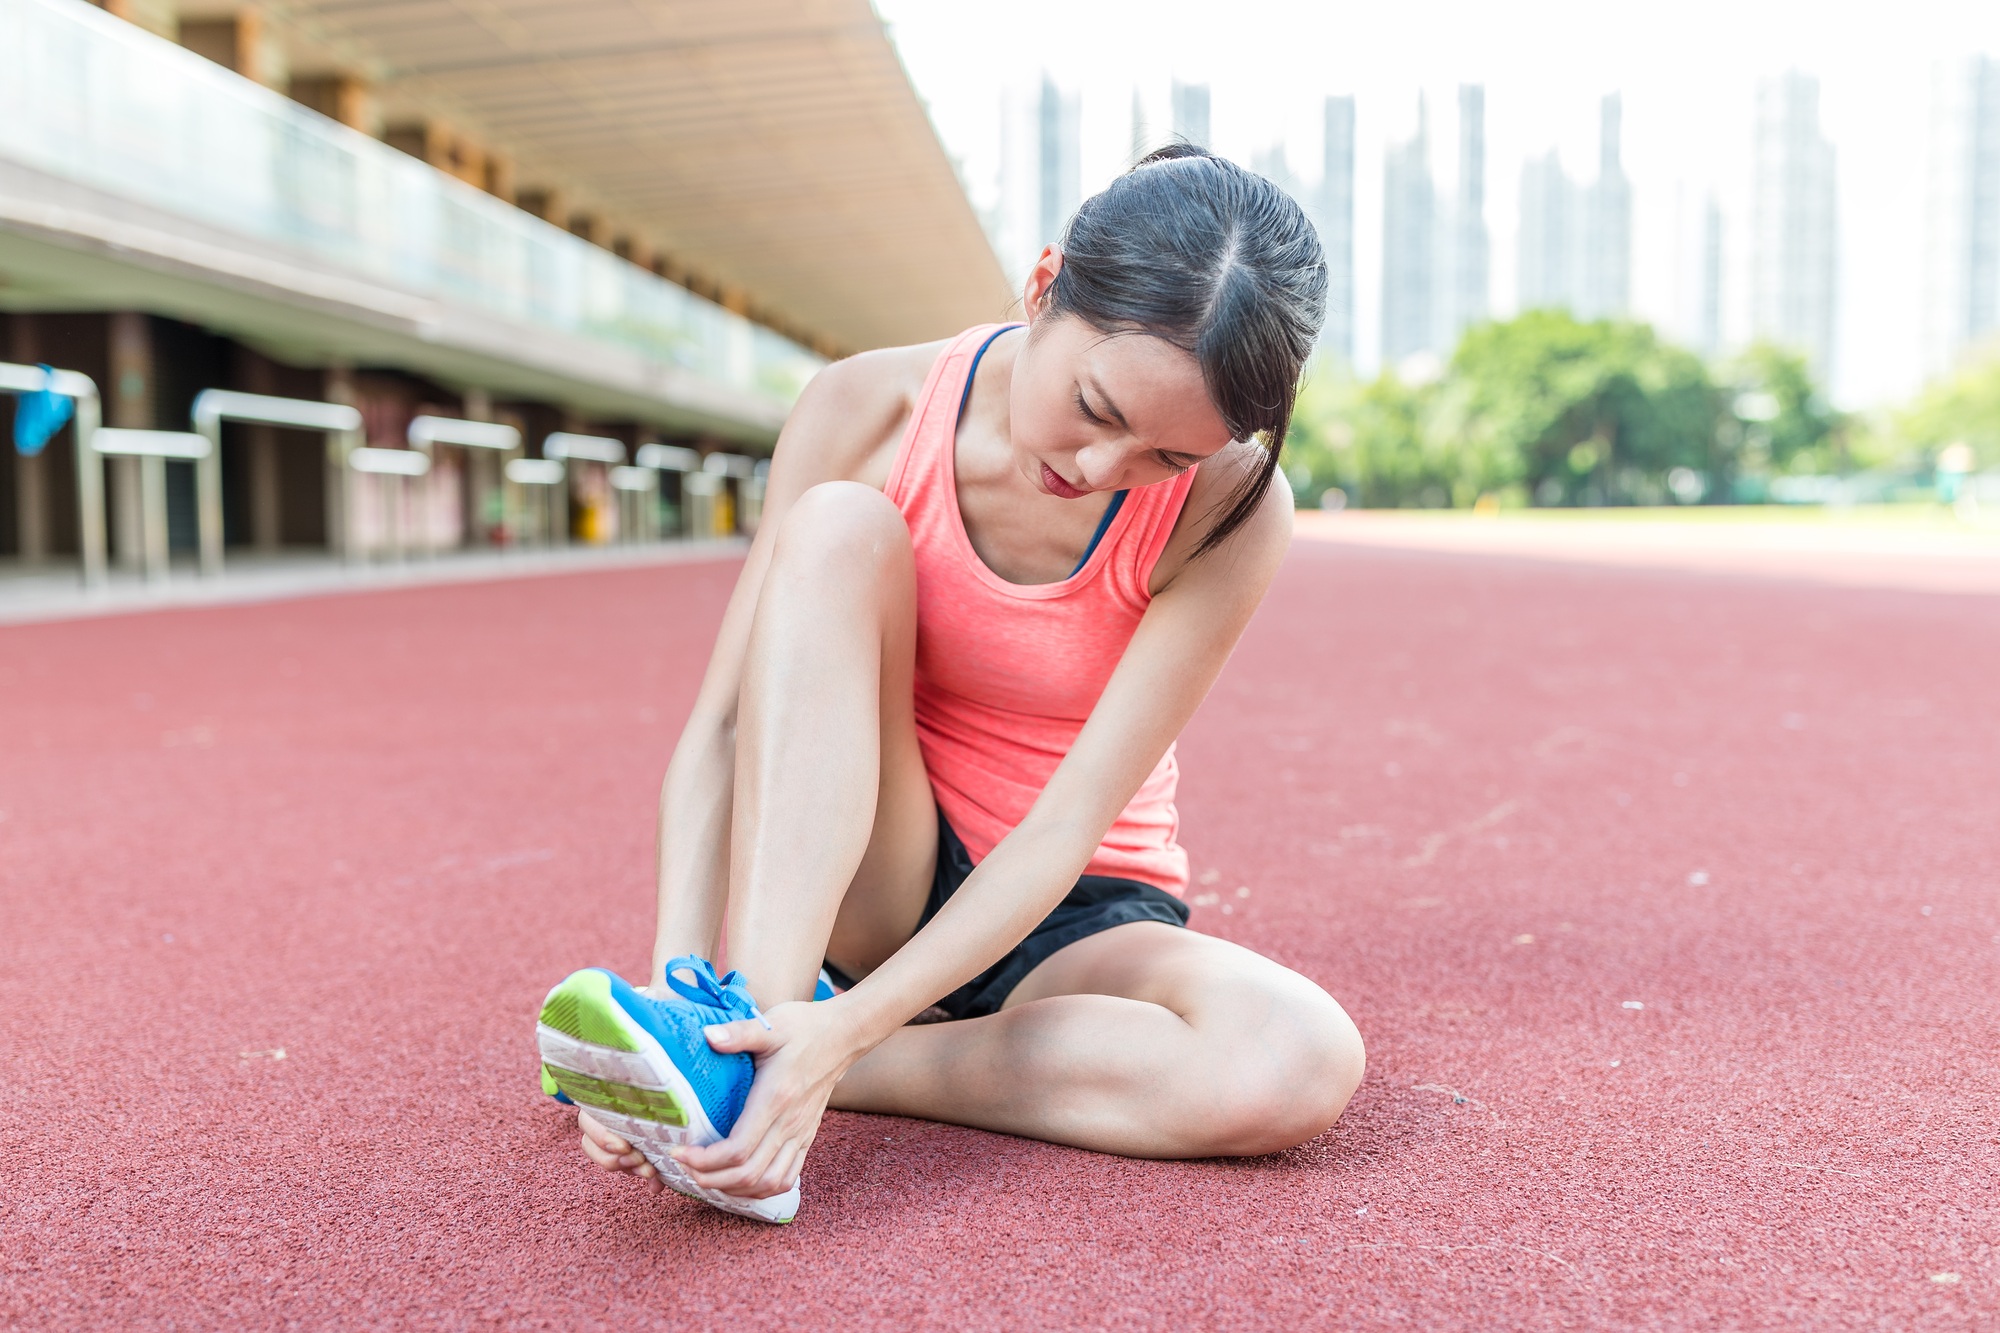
left=1044, top=142, right=1326, bottom=556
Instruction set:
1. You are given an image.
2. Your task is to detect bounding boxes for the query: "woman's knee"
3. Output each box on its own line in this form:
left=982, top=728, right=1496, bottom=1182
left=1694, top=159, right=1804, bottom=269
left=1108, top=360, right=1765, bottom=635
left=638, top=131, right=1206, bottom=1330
left=771, top=482, right=912, bottom=584
left=1192, top=986, right=1365, bottom=1156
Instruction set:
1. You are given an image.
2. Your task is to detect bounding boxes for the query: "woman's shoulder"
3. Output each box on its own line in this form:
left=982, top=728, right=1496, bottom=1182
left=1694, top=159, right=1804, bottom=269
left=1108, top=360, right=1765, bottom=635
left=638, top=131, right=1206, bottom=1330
left=775, top=340, right=951, bottom=487
left=1151, top=439, right=1294, bottom=591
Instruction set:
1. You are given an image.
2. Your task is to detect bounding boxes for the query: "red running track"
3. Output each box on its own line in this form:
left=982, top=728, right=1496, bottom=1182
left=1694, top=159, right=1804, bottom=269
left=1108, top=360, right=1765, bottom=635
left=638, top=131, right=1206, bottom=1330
left=2, top=544, right=1996, bottom=1329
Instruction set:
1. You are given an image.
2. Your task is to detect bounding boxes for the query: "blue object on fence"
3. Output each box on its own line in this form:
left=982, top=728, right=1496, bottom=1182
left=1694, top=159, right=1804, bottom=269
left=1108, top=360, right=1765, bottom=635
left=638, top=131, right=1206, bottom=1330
left=13, top=367, right=74, bottom=457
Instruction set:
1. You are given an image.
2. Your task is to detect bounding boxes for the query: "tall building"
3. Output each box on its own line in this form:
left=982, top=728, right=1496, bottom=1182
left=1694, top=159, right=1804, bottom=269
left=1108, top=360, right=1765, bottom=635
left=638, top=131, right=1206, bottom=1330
left=1923, top=55, right=2000, bottom=376
left=1171, top=81, right=1211, bottom=147
left=1752, top=71, right=1839, bottom=379
left=1317, top=96, right=1356, bottom=364
left=1037, top=74, right=1081, bottom=250
left=1441, top=84, right=1490, bottom=345
left=1516, top=95, right=1632, bottom=321
left=1581, top=94, right=1632, bottom=318
left=1700, top=194, right=1726, bottom=357
left=1381, top=97, right=1436, bottom=366
left=1517, top=150, right=1578, bottom=311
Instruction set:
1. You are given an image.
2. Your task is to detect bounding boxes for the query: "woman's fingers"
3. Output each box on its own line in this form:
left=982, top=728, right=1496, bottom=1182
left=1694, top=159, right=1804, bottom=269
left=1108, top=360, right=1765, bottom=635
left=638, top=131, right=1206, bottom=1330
left=755, top=1141, right=803, bottom=1199
left=577, top=1110, right=630, bottom=1155
left=674, top=1095, right=771, bottom=1173
left=683, top=1129, right=793, bottom=1196
left=578, top=1132, right=625, bottom=1170
left=577, top=1110, right=647, bottom=1172
left=702, top=1017, right=778, bottom=1056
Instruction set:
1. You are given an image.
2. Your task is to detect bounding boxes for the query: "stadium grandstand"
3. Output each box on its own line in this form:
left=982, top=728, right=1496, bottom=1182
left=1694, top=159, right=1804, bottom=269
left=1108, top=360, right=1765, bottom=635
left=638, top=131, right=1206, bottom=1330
left=0, top=0, right=1010, bottom=582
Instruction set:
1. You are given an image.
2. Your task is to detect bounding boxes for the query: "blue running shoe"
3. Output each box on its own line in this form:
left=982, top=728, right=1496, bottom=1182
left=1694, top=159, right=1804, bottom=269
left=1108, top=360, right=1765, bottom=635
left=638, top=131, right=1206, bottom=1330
left=536, top=957, right=797, bottom=1223
left=540, top=968, right=837, bottom=1103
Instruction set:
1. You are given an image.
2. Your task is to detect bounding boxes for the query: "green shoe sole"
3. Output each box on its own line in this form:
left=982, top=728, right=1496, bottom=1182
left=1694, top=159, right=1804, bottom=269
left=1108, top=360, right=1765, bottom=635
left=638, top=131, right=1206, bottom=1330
left=537, top=970, right=640, bottom=1052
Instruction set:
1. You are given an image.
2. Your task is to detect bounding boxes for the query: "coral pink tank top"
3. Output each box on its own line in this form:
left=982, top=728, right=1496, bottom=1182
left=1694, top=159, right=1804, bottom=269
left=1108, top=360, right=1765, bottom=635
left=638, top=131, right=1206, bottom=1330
left=885, top=325, right=1199, bottom=894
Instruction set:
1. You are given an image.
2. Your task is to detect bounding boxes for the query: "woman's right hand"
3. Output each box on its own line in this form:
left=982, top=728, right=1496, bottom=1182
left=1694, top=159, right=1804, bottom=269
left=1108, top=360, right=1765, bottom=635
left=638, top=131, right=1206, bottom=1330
left=576, top=1109, right=665, bottom=1193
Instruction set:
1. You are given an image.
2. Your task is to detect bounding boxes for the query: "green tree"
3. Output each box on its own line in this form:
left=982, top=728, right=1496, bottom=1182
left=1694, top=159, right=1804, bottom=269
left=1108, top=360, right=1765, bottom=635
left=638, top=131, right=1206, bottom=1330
left=1898, top=343, right=2000, bottom=467
left=1286, top=366, right=1451, bottom=508
left=1432, top=311, right=1720, bottom=506
left=1719, top=342, right=1842, bottom=481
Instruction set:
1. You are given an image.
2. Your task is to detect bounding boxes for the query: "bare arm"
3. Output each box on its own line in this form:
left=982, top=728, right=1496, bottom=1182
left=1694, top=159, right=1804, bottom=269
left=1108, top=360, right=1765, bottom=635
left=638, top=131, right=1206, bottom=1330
left=649, top=350, right=933, bottom=979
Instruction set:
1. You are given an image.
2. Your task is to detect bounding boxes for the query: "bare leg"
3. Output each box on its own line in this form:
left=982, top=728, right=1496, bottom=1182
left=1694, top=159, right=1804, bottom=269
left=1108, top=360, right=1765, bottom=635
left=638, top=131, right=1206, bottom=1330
left=830, top=924, right=1366, bottom=1157
left=677, top=483, right=1362, bottom=1161
left=720, top=481, right=938, bottom=1004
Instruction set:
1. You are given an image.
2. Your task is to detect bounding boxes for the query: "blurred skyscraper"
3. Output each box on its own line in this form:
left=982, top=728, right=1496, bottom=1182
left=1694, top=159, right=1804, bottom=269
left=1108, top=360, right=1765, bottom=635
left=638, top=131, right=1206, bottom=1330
left=1381, top=96, right=1436, bottom=366
left=1516, top=95, right=1631, bottom=321
left=1037, top=74, right=1080, bottom=251
left=1171, top=81, right=1210, bottom=147
left=1582, top=94, right=1632, bottom=318
left=1517, top=150, right=1578, bottom=311
left=1700, top=194, right=1725, bottom=357
left=1441, top=84, right=1490, bottom=345
left=1318, top=96, right=1356, bottom=364
left=1923, top=55, right=2000, bottom=377
left=1752, top=71, right=1838, bottom=379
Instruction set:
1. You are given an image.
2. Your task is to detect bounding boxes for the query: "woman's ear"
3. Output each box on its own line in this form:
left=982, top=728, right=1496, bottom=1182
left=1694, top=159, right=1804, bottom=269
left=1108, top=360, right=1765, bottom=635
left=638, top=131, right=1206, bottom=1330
left=1022, top=246, right=1064, bottom=323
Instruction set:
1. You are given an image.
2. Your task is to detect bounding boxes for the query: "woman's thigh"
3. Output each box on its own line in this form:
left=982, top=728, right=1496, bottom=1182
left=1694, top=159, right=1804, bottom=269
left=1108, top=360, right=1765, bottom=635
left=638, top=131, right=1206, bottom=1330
left=1005, top=920, right=1366, bottom=1106
left=1003, top=921, right=1333, bottom=1018
left=789, top=491, right=937, bottom=977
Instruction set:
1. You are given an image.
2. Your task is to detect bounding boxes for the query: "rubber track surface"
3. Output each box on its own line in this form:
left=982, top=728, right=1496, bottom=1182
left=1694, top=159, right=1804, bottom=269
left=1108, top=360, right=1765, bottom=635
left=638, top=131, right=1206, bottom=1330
left=2, top=545, right=1995, bottom=1329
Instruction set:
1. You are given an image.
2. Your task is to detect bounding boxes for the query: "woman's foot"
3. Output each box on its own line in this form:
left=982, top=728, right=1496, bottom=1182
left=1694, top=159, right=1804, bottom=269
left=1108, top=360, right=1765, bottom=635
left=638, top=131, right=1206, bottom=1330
left=536, top=961, right=800, bottom=1224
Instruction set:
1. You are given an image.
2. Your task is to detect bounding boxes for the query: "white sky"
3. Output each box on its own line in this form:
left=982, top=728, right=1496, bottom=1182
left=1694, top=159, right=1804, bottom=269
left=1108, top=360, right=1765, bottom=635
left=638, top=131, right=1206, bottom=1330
left=874, top=0, right=2000, bottom=408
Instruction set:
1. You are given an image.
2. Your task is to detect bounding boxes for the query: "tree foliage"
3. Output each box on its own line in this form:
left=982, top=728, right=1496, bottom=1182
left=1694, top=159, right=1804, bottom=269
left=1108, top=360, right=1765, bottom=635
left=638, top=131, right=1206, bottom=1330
left=1897, top=342, right=2000, bottom=467
left=1718, top=342, right=1843, bottom=478
left=1288, top=311, right=1726, bottom=508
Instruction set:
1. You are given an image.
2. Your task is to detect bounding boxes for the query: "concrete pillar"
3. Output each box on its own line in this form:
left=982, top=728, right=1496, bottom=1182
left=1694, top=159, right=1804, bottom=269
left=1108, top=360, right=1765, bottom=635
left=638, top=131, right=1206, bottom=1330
left=107, top=311, right=154, bottom=570
left=516, top=188, right=568, bottom=226
left=324, top=364, right=355, bottom=558
left=8, top=314, right=48, bottom=565
left=462, top=388, right=500, bottom=547
left=239, top=352, right=281, bottom=552
left=288, top=73, right=378, bottom=135
left=178, top=7, right=285, bottom=88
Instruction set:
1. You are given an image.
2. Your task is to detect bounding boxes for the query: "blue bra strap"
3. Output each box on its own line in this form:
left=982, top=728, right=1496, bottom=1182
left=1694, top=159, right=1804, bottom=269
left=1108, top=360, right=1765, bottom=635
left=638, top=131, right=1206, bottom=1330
left=1070, top=489, right=1128, bottom=577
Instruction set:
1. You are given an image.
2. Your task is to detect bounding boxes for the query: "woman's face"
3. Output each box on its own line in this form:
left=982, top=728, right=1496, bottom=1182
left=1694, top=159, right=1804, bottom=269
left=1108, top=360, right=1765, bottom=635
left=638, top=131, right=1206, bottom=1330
left=1008, top=250, right=1234, bottom=499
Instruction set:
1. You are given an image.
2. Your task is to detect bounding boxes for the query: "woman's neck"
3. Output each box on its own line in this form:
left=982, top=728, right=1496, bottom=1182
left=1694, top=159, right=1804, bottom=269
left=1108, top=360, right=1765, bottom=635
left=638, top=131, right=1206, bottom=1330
left=952, top=326, right=1118, bottom=586
left=961, top=325, right=1022, bottom=466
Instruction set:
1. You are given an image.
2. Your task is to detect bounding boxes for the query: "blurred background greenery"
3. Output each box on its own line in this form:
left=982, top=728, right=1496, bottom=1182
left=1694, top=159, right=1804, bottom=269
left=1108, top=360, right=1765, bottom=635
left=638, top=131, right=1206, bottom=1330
left=1286, top=313, right=2000, bottom=512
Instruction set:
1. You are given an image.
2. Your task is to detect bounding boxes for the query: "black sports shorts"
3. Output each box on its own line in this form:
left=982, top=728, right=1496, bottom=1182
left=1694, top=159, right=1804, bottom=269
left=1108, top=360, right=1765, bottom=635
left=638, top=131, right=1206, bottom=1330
left=820, top=809, right=1190, bottom=1020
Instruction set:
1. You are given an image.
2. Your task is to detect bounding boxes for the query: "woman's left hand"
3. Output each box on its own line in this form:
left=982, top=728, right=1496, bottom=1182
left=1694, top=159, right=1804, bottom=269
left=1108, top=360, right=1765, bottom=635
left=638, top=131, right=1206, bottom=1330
left=670, top=996, right=862, bottom=1199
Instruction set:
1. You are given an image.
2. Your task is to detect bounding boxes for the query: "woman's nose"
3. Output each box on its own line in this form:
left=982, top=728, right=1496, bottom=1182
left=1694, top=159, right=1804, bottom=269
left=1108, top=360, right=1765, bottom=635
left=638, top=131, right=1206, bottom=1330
left=1074, top=441, right=1128, bottom=491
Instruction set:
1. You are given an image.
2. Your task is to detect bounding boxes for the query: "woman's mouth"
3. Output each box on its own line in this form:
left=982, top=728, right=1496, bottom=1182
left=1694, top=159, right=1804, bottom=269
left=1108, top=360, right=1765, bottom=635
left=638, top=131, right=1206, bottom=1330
left=1040, top=462, right=1089, bottom=499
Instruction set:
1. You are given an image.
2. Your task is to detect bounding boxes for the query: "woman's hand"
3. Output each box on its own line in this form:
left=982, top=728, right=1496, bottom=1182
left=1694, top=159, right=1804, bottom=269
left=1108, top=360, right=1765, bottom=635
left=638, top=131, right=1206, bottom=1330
left=670, top=995, right=864, bottom=1200
left=575, top=1109, right=666, bottom=1193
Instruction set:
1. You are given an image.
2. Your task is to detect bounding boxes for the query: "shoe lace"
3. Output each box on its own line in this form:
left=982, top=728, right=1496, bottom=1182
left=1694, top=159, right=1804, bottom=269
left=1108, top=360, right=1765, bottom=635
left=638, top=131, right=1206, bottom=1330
left=661, top=955, right=772, bottom=1030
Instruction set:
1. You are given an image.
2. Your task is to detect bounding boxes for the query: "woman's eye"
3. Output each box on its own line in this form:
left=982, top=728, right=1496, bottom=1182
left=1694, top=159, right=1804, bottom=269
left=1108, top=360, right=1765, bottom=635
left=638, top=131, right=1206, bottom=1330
left=1155, top=452, right=1191, bottom=474
left=1073, top=390, right=1104, bottom=425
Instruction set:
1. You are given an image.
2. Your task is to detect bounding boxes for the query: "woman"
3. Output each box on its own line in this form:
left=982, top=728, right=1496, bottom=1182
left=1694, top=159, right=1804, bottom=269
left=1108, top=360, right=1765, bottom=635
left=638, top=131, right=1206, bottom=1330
left=535, top=146, right=1366, bottom=1224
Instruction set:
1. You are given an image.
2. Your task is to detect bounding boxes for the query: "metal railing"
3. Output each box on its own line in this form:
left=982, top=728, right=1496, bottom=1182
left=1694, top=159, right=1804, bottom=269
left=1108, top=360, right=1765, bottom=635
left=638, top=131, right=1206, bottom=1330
left=0, top=361, right=102, bottom=584
left=191, top=389, right=363, bottom=575
left=87, top=427, right=207, bottom=582
left=5, top=361, right=762, bottom=581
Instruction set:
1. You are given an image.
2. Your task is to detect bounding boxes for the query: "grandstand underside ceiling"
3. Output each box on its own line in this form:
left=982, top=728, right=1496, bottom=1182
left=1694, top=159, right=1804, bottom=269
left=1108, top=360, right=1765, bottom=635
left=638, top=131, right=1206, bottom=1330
left=281, top=0, right=1014, bottom=353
